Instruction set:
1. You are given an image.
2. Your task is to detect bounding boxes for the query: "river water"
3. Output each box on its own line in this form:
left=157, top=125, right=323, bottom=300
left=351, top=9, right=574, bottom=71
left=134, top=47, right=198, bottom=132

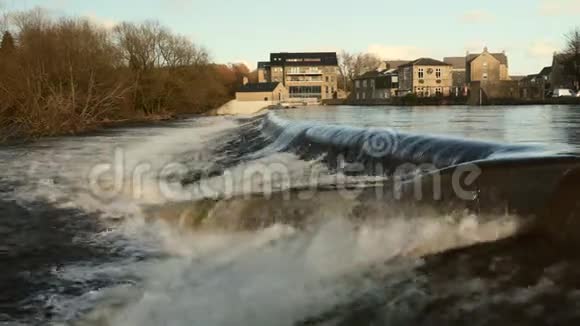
left=2, top=105, right=580, bottom=325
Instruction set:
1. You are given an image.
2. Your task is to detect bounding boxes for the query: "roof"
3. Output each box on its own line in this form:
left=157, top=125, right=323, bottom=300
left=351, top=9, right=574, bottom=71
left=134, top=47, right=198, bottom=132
left=355, top=70, right=382, bottom=80
left=443, top=57, right=466, bottom=69
left=257, top=61, right=270, bottom=69
left=400, top=58, right=451, bottom=67
left=237, top=82, right=280, bottom=93
left=521, top=74, right=539, bottom=82
left=269, top=52, right=338, bottom=66
left=509, top=75, right=526, bottom=81
left=354, top=68, right=398, bottom=80
left=538, top=66, right=552, bottom=77
left=467, top=52, right=508, bottom=65
left=384, top=60, right=409, bottom=69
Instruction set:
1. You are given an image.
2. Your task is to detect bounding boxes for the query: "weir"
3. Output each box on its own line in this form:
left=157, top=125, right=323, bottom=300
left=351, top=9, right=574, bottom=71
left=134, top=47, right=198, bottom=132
left=155, top=114, right=580, bottom=249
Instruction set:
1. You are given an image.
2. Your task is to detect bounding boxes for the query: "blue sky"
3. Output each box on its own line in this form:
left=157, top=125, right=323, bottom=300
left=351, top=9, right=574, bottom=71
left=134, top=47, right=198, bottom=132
left=2, top=0, right=579, bottom=75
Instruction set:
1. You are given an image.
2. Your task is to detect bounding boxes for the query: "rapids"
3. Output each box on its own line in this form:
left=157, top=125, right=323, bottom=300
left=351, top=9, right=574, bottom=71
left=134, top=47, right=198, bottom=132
left=2, top=105, right=580, bottom=325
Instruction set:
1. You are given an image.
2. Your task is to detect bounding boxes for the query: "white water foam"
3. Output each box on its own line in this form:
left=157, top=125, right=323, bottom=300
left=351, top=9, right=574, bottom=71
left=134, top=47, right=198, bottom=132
left=0, top=114, right=528, bottom=325
left=67, top=209, right=522, bottom=326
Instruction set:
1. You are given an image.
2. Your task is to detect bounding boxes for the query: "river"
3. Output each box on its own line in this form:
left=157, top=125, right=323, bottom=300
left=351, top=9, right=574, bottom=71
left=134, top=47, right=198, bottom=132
left=2, top=105, right=580, bottom=325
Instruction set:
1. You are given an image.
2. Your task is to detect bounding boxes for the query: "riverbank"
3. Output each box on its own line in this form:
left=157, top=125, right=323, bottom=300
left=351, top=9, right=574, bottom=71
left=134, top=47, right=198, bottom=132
left=0, top=99, right=275, bottom=145
left=324, top=96, right=580, bottom=106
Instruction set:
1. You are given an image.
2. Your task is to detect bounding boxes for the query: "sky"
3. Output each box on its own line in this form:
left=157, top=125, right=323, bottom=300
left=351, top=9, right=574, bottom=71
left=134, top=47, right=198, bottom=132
left=1, top=0, right=579, bottom=75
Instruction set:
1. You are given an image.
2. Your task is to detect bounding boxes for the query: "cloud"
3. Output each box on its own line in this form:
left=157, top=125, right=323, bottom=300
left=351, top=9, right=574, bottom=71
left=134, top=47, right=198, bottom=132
left=85, top=13, right=117, bottom=30
left=528, top=41, right=559, bottom=58
left=539, top=0, right=580, bottom=16
left=459, top=10, right=496, bottom=24
left=367, top=44, right=427, bottom=60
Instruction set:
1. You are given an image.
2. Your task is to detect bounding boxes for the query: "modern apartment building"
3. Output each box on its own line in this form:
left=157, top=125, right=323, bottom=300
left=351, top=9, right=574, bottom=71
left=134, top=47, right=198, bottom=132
left=257, top=52, right=339, bottom=100
left=398, top=58, right=453, bottom=97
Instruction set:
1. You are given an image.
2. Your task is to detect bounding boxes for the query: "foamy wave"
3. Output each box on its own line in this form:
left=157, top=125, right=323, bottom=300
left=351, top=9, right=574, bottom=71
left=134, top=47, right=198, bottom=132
left=71, top=210, right=523, bottom=326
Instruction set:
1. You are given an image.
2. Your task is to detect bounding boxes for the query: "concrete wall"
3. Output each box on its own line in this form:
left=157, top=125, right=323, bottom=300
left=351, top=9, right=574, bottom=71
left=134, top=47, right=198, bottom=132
left=468, top=80, right=520, bottom=104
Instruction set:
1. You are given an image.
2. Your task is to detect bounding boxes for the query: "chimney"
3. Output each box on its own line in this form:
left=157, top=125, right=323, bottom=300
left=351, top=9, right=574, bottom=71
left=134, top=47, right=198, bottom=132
left=243, top=76, right=249, bottom=85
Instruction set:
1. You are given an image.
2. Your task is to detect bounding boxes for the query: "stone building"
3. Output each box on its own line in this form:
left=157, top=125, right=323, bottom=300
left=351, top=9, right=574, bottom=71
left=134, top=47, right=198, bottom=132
left=398, top=58, right=453, bottom=97
left=235, top=82, right=288, bottom=102
left=443, top=57, right=468, bottom=96
left=353, top=68, right=399, bottom=101
left=257, top=62, right=271, bottom=83
left=256, top=52, right=339, bottom=100
left=466, top=47, right=510, bottom=84
left=520, top=66, right=552, bottom=99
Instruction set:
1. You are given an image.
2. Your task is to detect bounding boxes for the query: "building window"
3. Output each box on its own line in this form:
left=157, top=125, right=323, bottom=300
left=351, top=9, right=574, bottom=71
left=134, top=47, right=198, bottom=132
left=435, top=68, right=441, bottom=79
left=326, top=86, right=329, bottom=93
left=362, top=93, right=366, bottom=99
left=418, top=68, right=424, bottom=79
left=370, top=79, right=375, bottom=88
left=362, top=80, right=367, bottom=87
left=289, top=86, right=322, bottom=99
left=435, top=87, right=442, bottom=95
left=355, top=80, right=360, bottom=89
left=356, top=92, right=360, bottom=100
left=325, top=76, right=329, bottom=82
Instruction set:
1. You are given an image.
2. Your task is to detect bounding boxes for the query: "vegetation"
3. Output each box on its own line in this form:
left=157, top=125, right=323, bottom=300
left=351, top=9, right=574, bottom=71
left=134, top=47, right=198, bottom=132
left=0, top=9, right=248, bottom=141
left=562, top=27, right=580, bottom=90
left=337, top=51, right=382, bottom=92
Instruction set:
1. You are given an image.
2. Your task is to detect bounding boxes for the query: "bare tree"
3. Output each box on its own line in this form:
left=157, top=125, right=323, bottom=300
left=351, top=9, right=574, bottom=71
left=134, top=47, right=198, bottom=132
left=338, top=50, right=382, bottom=91
left=113, top=21, right=164, bottom=71
left=564, top=27, right=580, bottom=90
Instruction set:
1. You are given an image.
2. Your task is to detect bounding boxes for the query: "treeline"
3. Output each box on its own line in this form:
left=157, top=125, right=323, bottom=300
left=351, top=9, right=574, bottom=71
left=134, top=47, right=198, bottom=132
left=0, top=9, right=249, bottom=140
left=559, top=28, right=580, bottom=90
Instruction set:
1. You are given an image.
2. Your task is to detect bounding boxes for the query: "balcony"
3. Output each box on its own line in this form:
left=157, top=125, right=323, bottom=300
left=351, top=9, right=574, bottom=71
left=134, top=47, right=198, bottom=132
left=286, top=69, right=323, bottom=75
left=286, top=76, right=324, bottom=83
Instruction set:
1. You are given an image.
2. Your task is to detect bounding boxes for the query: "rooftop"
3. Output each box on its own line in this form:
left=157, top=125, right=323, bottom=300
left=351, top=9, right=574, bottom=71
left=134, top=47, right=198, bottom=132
left=400, top=58, right=451, bottom=67
left=384, top=60, right=410, bottom=69
left=237, top=82, right=281, bottom=93
left=443, top=57, right=466, bottom=69
left=269, top=52, right=338, bottom=66
left=538, top=66, right=552, bottom=77
left=354, top=68, right=398, bottom=80
left=467, top=51, right=508, bottom=65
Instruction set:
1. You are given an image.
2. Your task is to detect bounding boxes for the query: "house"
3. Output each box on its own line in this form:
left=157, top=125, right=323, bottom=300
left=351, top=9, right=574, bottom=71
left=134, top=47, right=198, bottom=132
left=520, top=66, right=552, bottom=99
left=353, top=68, right=399, bottom=101
left=466, top=47, right=510, bottom=84
left=397, top=58, right=453, bottom=97
left=235, top=81, right=288, bottom=102
left=443, top=57, right=468, bottom=96
left=550, top=52, right=577, bottom=91
left=256, top=52, right=340, bottom=100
